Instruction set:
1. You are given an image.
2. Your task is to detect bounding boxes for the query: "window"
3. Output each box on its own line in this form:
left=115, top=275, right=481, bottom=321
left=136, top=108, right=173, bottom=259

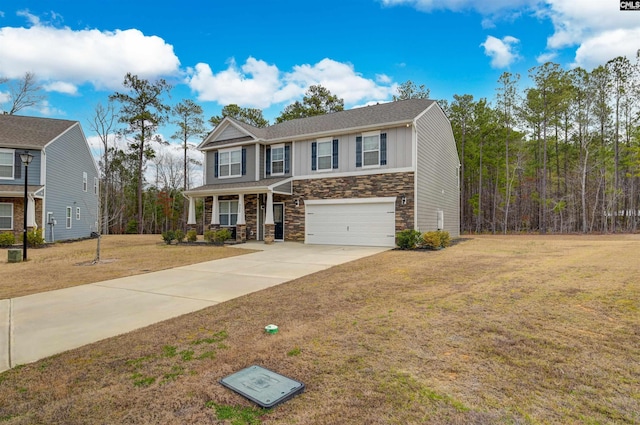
left=66, top=207, right=72, bottom=229
left=83, top=172, right=88, bottom=192
left=356, top=132, right=386, bottom=168
left=271, top=145, right=285, bottom=175
left=317, top=141, right=332, bottom=170
left=94, top=177, right=98, bottom=195
left=363, top=134, right=380, bottom=167
left=219, top=200, right=238, bottom=226
left=0, top=149, right=14, bottom=179
left=218, top=149, right=242, bottom=178
left=0, top=203, right=13, bottom=230
left=76, top=207, right=81, bottom=220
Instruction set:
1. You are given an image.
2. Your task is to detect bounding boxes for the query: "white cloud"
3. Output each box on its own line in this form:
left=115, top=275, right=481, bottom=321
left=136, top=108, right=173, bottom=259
left=187, top=57, right=396, bottom=109
left=536, top=51, right=558, bottom=63
left=481, top=35, right=521, bottom=68
left=0, top=21, right=180, bottom=90
left=0, top=91, right=9, bottom=104
left=43, top=81, right=78, bottom=95
left=380, top=0, right=540, bottom=16
left=541, top=0, right=640, bottom=69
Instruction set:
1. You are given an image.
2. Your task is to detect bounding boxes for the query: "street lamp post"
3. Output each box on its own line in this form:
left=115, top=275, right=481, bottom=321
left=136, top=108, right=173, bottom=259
left=20, top=151, right=34, bottom=261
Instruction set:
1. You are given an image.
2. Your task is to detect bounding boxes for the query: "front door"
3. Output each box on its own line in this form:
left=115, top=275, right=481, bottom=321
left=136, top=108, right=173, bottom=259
left=274, top=203, right=284, bottom=241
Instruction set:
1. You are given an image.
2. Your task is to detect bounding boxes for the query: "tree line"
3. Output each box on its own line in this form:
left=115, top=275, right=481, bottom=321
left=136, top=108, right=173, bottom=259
left=444, top=54, right=640, bottom=234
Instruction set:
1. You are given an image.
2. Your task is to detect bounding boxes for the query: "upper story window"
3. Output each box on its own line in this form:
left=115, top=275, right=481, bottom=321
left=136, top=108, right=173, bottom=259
left=219, top=148, right=242, bottom=178
left=356, top=132, right=387, bottom=168
left=271, top=144, right=285, bottom=175
left=311, top=139, right=339, bottom=171
left=266, top=144, right=289, bottom=176
left=94, top=177, right=99, bottom=195
left=0, top=149, right=15, bottom=179
left=83, top=172, right=88, bottom=191
left=0, top=203, right=13, bottom=230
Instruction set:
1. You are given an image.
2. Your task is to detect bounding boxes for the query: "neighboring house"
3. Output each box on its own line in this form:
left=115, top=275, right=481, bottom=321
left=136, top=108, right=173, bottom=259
left=185, top=98, right=460, bottom=247
left=0, top=114, right=99, bottom=243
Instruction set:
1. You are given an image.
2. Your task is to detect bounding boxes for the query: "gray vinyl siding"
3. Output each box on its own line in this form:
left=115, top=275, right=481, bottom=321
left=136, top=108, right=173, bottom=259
left=43, top=124, right=99, bottom=242
left=205, top=144, right=256, bottom=185
left=293, top=126, right=413, bottom=176
left=415, top=105, right=460, bottom=237
left=1, top=150, right=43, bottom=187
left=216, top=125, right=246, bottom=142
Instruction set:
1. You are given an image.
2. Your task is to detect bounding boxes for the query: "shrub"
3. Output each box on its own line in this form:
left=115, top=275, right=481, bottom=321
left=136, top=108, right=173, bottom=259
left=161, top=230, right=175, bottom=245
left=186, top=229, right=197, bottom=242
left=125, top=220, right=138, bottom=234
left=0, top=232, right=15, bottom=247
left=396, top=229, right=422, bottom=250
left=174, top=229, right=186, bottom=243
left=24, top=229, right=45, bottom=248
left=204, top=228, right=232, bottom=245
left=422, top=231, right=442, bottom=250
left=438, top=230, right=451, bottom=248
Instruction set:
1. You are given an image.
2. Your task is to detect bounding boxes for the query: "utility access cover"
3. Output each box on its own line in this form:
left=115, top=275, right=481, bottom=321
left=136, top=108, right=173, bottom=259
left=219, top=365, right=305, bottom=408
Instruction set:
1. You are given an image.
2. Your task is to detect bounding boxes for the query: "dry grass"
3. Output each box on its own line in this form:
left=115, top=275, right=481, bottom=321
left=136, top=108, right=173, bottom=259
left=1, top=235, right=639, bottom=424
left=0, top=235, right=249, bottom=299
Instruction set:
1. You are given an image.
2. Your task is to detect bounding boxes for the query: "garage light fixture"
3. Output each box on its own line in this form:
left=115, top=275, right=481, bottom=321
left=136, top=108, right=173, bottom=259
left=401, top=194, right=407, bottom=205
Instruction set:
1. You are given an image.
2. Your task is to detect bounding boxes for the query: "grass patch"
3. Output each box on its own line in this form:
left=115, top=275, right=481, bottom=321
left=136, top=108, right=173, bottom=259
left=206, top=402, right=268, bottom=425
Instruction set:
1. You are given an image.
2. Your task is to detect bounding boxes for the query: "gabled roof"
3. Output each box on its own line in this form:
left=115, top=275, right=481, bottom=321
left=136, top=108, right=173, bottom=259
left=0, top=114, right=78, bottom=149
left=204, top=98, right=435, bottom=148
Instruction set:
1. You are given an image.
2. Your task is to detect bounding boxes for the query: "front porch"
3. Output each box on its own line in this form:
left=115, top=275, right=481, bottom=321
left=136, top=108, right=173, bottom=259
left=184, top=178, right=293, bottom=245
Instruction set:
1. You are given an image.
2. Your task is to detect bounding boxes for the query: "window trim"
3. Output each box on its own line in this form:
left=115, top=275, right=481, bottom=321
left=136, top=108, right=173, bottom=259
left=66, top=207, right=72, bottom=229
left=0, top=202, right=14, bottom=230
left=0, top=148, right=15, bottom=180
left=270, top=144, right=285, bottom=176
left=362, top=131, right=381, bottom=168
left=94, top=177, right=99, bottom=195
left=76, top=207, right=81, bottom=220
left=217, top=148, right=242, bottom=179
left=218, top=200, right=239, bottom=227
left=83, top=172, right=88, bottom=192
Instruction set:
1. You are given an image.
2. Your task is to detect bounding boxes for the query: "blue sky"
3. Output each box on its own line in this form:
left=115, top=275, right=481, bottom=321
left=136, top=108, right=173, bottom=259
left=1, top=0, right=639, bottom=144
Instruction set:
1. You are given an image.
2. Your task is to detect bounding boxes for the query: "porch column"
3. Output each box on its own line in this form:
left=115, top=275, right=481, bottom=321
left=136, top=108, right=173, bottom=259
left=265, top=191, right=274, bottom=225
left=236, top=193, right=245, bottom=225
left=26, top=195, right=36, bottom=228
left=211, top=195, right=219, bottom=226
left=187, top=196, right=196, bottom=225
left=264, top=190, right=275, bottom=244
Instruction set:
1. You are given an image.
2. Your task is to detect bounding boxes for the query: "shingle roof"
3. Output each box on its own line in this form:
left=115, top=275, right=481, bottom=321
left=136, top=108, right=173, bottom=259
left=214, top=98, right=435, bottom=145
left=0, top=114, right=78, bottom=149
left=185, top=176, right=291, bottom=195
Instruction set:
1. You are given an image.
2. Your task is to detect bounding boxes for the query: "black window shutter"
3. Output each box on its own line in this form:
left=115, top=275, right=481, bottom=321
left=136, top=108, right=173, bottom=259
left=311, top=142, right=317, bottom=171
left=214, top=151, right=219, bottom=178
left=355, top=136, right=362, bottom=168
left=241, top=148, right=247, bottom=175
left=332, top=139, right=339, bottom=169
left=284, top=145, right=290, bottom=174
left=380, top=133, right=387, bottom=165
left=14, top=153, right=22, bottom=179
left=266, top=147, right=271, bottom=176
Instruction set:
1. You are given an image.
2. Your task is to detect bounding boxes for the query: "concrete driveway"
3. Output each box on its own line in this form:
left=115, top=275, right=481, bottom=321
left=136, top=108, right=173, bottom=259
left=0, top=242, right=388, bottom=372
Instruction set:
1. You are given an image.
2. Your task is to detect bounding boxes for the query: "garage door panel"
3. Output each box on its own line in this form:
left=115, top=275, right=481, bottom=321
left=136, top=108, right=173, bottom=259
left=305, top=200, right=396, bottom=247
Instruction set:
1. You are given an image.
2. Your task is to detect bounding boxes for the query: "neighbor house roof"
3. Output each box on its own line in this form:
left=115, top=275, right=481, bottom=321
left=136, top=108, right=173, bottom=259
left=203, top=98, right=436, bottom=148
left=0, top=114, right=78, bottom=149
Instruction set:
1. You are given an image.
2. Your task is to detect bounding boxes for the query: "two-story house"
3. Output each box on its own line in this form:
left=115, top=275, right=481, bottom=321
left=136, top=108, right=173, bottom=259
left=0, top=114, right=100, bottom=243
left=185, top=98, right=460, bottom=247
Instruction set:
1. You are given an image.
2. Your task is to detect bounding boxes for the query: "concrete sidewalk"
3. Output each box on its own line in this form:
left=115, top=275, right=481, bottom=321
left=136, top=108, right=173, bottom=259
left=1, top=242, right=388, bottom=372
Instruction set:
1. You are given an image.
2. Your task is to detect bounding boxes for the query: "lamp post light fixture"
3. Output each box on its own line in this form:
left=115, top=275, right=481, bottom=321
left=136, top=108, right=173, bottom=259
left=20, top=151, right=34, bottom=261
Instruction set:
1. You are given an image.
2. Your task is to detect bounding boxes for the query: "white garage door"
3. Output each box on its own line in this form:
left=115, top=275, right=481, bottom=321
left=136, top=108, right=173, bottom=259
left=305, top=198, right=396, bottom=247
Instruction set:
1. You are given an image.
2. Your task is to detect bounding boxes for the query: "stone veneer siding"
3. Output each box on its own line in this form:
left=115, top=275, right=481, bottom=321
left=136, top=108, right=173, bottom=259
left=284, top=172, right=415, bottom=242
